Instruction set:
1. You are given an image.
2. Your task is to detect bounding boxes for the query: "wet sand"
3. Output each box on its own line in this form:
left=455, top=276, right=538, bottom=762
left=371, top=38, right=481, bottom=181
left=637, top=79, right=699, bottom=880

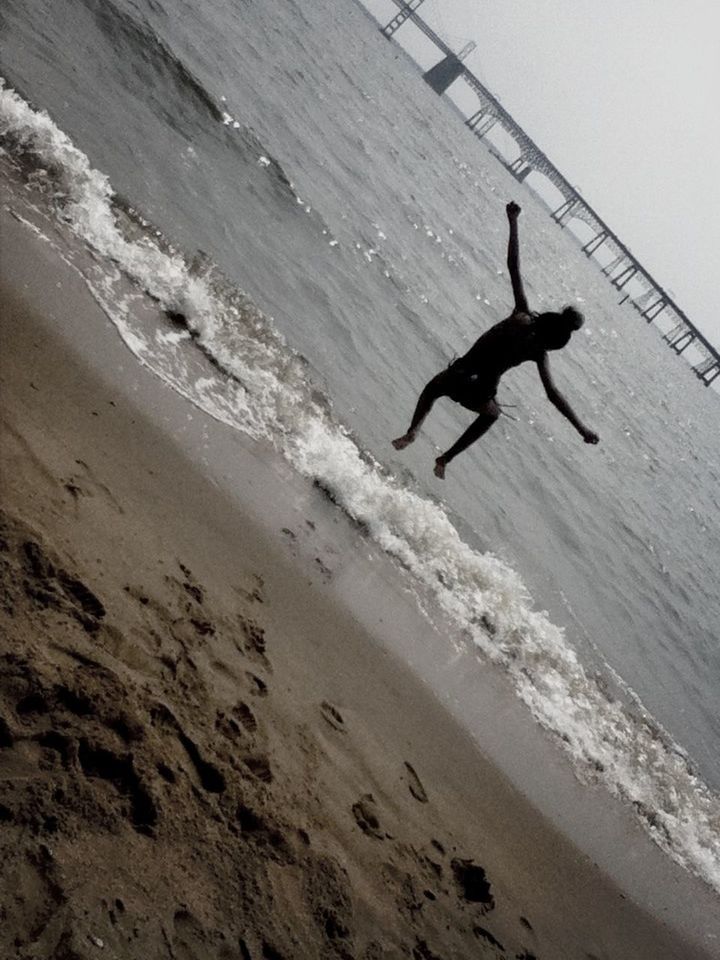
left=1, top=203, right=718, bottom=959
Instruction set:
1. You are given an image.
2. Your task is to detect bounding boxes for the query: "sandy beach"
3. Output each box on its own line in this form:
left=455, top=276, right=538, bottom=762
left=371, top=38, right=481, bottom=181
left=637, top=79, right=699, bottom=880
left=1, top=201, right=718, bottom=960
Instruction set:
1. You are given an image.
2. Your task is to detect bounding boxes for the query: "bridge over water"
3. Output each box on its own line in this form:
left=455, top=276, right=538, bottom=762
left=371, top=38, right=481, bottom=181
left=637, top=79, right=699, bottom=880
left=377, top=0, right=719, bottom=386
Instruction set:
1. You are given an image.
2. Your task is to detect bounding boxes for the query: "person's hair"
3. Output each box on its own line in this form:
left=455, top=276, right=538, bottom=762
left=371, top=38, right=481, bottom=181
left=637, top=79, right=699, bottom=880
left=561, top=305, right=584, bottom=330
left=535, top=306, right=584, bottom=350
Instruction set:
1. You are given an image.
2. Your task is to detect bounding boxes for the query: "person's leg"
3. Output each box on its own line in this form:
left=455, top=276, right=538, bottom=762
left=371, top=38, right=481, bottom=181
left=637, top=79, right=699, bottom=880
left=434, top=400, right=500, bottom=478
left=392, top=371, right=448, bottom=449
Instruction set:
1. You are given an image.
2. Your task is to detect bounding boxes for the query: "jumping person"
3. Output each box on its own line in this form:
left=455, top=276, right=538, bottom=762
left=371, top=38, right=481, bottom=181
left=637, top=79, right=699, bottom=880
left=392, top=201, right=599, bottom=478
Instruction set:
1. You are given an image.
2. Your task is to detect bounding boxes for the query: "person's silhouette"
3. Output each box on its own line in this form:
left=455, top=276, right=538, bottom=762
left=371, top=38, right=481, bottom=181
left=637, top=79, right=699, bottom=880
left=393, top=201, right=599, bottom=478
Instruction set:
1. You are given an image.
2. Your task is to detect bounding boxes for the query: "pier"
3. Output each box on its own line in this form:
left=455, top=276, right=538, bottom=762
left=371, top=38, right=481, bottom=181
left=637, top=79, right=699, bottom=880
left=377, top=0, right=719, bottom=386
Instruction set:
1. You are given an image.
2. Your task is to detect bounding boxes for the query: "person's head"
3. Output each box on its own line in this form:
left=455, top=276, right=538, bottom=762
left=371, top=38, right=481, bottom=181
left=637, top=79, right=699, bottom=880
left=535, top=305, right=584, bottom=350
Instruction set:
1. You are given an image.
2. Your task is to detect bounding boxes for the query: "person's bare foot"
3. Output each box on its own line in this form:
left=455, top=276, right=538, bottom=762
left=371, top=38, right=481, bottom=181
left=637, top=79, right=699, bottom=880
left=392, top=433, right=414, bottom=450
left=433, top=457, right=446, bottom=479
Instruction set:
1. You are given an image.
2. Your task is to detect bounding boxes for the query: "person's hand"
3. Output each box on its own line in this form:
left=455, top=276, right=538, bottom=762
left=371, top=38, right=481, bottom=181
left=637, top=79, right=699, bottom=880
left=434, top=457, right=447, bottom=479
left=582, top=429, right=599, bottom=444
left=506, top=201, right=521, bottom=220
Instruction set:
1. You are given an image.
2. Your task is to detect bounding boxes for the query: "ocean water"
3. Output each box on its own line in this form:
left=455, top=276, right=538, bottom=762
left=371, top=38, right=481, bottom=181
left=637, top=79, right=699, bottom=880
left=2, top=0, right=719, bottom=894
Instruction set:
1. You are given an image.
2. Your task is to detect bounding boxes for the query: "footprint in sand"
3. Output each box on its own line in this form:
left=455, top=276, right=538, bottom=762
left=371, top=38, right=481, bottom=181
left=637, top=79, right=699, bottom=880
left=241, top=754, right=273, bottom=783
left=473, top=925, right=505, bottom=953
left=451, top=858, right=495, bottom=912
left=77, top=739, right=158, bottom=833
left=134, top=562, right=207, bottom=638
left=232, top=701, right=258, bottom=734
left=351, top=794, right=385, bottom=840
left=412, top=940, right=444, bottom=960
left=150, top=702, right=226, bottom=795
left=62, top=458, right=125, bottom=514
left=314, top=556, right=333, bottom=583
left=281, top=527, right=297, bottom=556
left=245, top=672, right=268, bottom=697
left=403, top=761, right=428, bottom=803
left=171, top=907, right=212, bottom=960
left=320, top=700, right=345, bottom=732
left=21, top=538, right=106, bottom=634
left=236, top=802, right=295, bottom=865
left=177, top=561, right=205, bottom=605
left=237, top=616, right=271, bottom=671
left=235, top=572, right=265, bottom=606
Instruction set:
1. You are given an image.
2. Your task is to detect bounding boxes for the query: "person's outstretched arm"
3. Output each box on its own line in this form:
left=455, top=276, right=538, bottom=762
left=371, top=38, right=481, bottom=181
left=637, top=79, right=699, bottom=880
left=537, top=354, right=599, bottom=443
left=506, top=201, right=529, bottom=314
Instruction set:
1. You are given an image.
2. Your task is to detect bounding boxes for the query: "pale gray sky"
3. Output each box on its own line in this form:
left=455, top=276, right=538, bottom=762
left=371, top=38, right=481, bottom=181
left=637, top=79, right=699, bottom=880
left=364, top=1, right=720, bottom=348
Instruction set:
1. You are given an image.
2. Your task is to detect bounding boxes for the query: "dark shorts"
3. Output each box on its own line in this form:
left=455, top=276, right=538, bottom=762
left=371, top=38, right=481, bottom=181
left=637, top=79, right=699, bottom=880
left=442, top=361, right=498, bottom=413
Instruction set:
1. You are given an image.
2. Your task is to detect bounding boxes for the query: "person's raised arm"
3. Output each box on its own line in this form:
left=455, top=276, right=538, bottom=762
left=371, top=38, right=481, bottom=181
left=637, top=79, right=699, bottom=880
left=536, top=354, right=599, bottom=443
left=506, top=201, right=529, bottom=314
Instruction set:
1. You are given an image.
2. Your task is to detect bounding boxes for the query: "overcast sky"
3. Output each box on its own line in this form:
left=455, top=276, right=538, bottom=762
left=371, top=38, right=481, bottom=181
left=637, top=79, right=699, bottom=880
left=365, top=1, right=720, bottom=348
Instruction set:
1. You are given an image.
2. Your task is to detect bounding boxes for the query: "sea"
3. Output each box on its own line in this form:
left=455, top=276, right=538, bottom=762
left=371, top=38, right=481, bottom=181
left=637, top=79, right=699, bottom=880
left=2, top=0, right=719, bottom=896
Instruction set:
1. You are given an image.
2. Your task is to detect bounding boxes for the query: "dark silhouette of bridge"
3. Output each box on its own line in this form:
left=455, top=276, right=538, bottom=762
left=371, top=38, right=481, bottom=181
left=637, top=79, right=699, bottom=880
left=378, top=0, right=719, bottom=386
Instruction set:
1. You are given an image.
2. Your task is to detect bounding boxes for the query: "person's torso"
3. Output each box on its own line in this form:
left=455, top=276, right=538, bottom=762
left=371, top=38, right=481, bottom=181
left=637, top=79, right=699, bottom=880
left=458, top=311, right=543, bottom=380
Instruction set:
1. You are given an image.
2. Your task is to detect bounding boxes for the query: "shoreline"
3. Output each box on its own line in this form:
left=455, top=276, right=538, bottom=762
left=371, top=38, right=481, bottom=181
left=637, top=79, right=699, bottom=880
left=1, top=201, right=718, bottom=957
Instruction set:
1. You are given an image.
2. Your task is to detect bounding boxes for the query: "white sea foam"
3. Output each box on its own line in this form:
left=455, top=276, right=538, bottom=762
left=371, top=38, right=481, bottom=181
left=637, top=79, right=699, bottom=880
left=2, top=82, right=720, bottom=893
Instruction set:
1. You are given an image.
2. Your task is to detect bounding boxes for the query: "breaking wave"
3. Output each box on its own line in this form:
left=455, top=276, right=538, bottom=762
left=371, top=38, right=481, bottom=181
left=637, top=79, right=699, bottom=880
left=2, top=81, right=719, bottom=893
